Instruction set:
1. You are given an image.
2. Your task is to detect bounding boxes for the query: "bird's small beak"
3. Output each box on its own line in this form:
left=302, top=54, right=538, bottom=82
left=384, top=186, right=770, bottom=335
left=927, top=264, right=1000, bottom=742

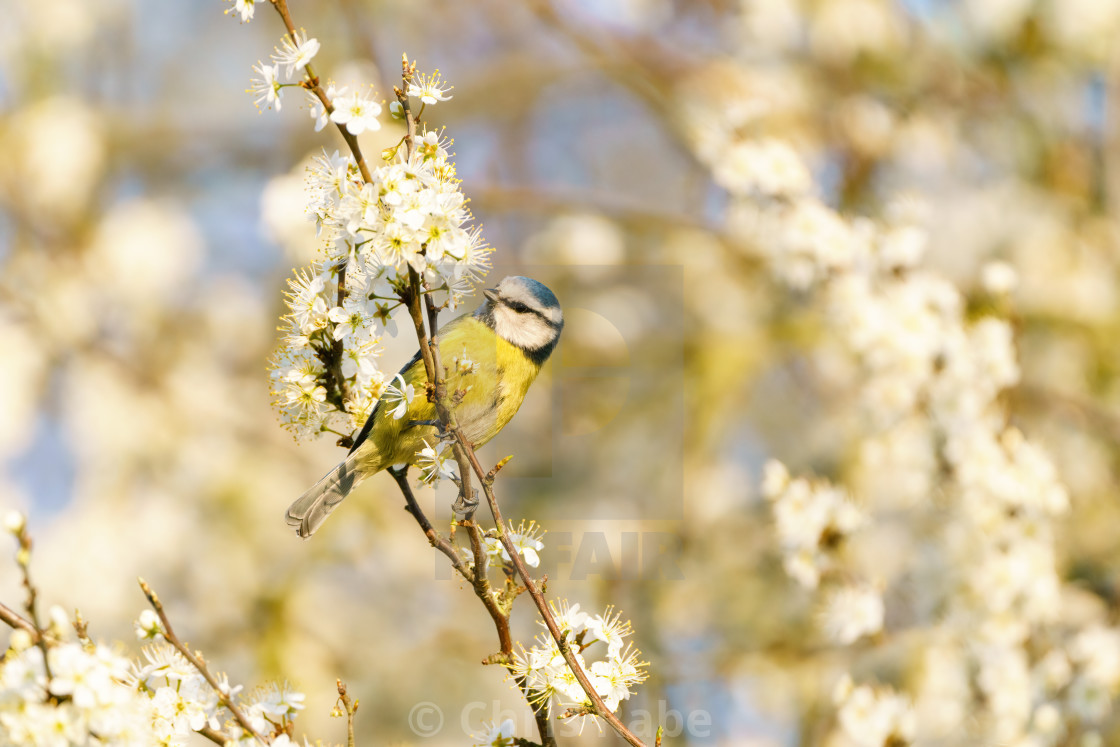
left=483, top=288, right=499, bottom=302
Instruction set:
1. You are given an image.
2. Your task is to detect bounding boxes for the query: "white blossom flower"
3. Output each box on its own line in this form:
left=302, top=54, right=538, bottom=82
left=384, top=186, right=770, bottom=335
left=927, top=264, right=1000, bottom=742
left=330, top=92, right=382, bottom=135
left=416, top=440, right=456, bottom=485
left=820, top=584, right=884, bottom=644
left=134, top=609, right=164, bottom=640
left=552, top=601, right=590, bottom=638
left=589, top=646, right=644, bottom=711
left=285, top=269, right=330, bottom=334
left=380, top=373, right=415, bottom=420
left=982, top=260, right=1019, bottom=295
left=249, top=62, right=283, bottom=111
left=327, top=298, right=368, bottom=342
left=132, top=643, right=196, bottom=688
left=484, top=521, right=546, bottom=568
left=413, top=130, right=450, bottom=163
left=265, top=68, right=492, bottom=443
left=510, top=604, right=647, bottom=719
left=584, top=607, right=633, bottom=656
left=227, top=0, right=255, bottom=22
left=835, top=678, right=915, bottom=747
left=710, top=137, right=811, bottom=198
left=8, top=629, right=34, bottom=652
left=473, top=718, right=515, bottom=747
left=248, top=680, right=306, bottom=719
left=509, top=523, right=545, bottom=568
left=272, top=32, right=320, bottom=79
left=407, top=70, right=453, bottom=104
left=765, top=469, right=864, bottom=588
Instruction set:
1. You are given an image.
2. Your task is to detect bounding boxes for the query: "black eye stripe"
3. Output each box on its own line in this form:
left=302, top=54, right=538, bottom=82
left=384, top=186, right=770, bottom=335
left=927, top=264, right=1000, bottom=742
left=498, top=297, right=562, bottom=328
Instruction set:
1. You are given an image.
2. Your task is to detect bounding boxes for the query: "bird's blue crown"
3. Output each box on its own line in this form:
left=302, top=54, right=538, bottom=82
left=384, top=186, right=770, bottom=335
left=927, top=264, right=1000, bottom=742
left=514, top=276, right=560, bottom=310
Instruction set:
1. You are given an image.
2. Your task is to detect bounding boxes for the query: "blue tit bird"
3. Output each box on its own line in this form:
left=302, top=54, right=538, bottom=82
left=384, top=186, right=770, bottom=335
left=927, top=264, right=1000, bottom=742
left=285, top=275, right=563, bottom=538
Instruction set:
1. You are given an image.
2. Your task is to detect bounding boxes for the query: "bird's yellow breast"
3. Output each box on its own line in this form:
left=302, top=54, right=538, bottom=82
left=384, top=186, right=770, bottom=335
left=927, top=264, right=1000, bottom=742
left=354, top=316, right=544, bottom=473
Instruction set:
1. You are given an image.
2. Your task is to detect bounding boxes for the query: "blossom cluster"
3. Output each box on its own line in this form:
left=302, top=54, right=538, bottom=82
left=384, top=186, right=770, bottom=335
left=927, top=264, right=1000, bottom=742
left=236, top=8, right=644, bottom=741
left=130, top=640, right=304, bottom=746
left=259, top=54, right=490, bottom=441
left=0, top=609, right=305, bottom=747
left=833, top=675, right=915, bottom=747
left=1, top=626, right=155, bottom=746
left=761, top=460, right=863, bottom=590
left=510, top=602, right=647, bottom=719
left=694, top=74, right=1110, bottom=744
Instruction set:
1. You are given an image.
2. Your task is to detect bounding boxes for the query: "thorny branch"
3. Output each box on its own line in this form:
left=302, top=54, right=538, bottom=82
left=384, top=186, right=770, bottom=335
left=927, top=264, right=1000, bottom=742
left=386, top=59, right=639, bottom=747
left=138, top=579, right=268, bottom=744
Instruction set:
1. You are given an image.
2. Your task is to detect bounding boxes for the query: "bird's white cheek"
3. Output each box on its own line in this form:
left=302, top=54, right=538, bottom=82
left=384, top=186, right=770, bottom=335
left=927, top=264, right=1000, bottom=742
left=493, top=307, right=554, bottom=349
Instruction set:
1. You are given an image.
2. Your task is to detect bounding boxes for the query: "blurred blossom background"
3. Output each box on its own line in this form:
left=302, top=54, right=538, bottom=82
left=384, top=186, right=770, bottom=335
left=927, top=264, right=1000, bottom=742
left=4, top=0, right=1120, bottom=744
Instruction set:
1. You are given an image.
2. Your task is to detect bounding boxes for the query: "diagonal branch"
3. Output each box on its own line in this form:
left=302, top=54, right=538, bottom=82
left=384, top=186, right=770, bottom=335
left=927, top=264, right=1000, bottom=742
left=269, top=0, right=373, bottom=183
left=0, top=599, right=39, bottom=642
left=139, top=579, right=267, bottom=744
left=390, top=68, right=643, bottom=747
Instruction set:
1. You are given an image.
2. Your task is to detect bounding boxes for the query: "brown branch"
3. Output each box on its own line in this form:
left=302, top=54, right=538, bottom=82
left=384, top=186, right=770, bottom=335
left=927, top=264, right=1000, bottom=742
left=382, top=56, right=642, bottom=746
left=269, top=0, right=373, bottom=183
left=12, top=522, right=53, bottom=683
left=0, top=599, right=39, bottom=642
left=460, top=518, right=514, bottom=658
left=474, top=463, right=646, bottom=746
left=138, top=579, right=267, bottom=744
left=388, top=466, right=471, bottom=581
left=395, top=288, right=556, bottom=745
left=391, top=67, right=556, bottom=745
left=199, top=727, right=230, bottom=746
left=392, top=467, right=552, bottom=744
left=397, top=268, right=515, bottom=661
left=335, top=680, right=358, bottom=747
left=330, top=263, right=351, bottom=409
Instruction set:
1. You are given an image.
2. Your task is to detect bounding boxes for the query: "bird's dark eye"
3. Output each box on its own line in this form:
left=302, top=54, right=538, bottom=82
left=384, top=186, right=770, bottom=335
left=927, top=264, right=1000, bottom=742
left=506, top=300, right=531, bottom=313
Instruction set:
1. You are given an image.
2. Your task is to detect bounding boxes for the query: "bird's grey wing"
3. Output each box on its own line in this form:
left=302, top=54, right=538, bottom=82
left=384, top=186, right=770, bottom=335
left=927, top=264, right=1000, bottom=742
left=284, top=450, right=367, bottom=538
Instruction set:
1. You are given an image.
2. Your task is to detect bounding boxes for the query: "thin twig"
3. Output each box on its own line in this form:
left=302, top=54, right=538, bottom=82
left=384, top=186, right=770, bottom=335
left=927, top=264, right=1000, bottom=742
left=331, top=263, right=352, bottom=409
left=13, top=523, right=53, bottom=683
left=0, top=599, right=39, bottom=642
left=388, top=466, right=471, bottom=581
left=391, top=72, right=557, bottom=743
left=393, top=463, right=551, bottom=744
left=138, top=579, right=268, bottom=744
left=199, top=726, right=229, bottom=746
left=269, top=0, right=373, bottom=183
left=386, top=59, right=644, bottom=747
left=478, top=467, right=646, bottom=746
left=335, top=680, right=358, bottom=747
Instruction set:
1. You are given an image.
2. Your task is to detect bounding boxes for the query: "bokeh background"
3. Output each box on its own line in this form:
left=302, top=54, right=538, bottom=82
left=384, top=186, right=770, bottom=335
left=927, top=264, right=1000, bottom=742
left=3, top=0, right=1120, bottom=744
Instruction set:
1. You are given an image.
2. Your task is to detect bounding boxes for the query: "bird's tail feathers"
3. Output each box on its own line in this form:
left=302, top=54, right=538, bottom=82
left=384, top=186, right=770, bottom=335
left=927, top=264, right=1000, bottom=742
left=285, top=451, right=368, bottom=538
